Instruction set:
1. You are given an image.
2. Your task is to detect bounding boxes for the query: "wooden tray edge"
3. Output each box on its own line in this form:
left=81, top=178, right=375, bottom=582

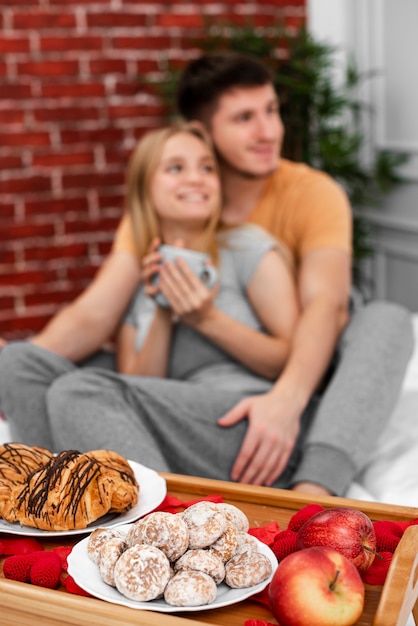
left=161, top=472, right=418, bottom=522
left=0, top=577, right=215, bottom=626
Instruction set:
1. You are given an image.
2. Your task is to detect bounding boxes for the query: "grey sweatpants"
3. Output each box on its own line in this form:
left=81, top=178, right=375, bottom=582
left=0, top=344, right=313, bottom=488
left=290, top=300, right=414, bottom=493
left=0, top=300, right=414, bottom=495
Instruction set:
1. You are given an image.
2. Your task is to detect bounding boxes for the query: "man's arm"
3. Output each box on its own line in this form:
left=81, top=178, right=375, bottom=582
left=31, top=251, right=141, bottom=363
left=274, top=247, right=351, bottom=409
left=218, top=247, right=351, bottom=487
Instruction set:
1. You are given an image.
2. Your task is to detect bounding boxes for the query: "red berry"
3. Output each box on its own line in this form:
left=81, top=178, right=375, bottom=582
left=287, top=504, right=324, bottom=531
left=373, top=520, right=403, bottom=553
left=1, top=537, right=44, bottom=555
left=271, top=529, right=298, bottom=561
left=30, top=552, right=62, bottom=589
left=28, top=550, right=50, bottom=564
left=3, top=554, right=33, bottom=582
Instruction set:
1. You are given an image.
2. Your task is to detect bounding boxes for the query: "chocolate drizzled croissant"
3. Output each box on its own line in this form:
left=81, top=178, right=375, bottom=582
left=0, top=443, right=139, bottom=531
left=0, top=442, right=53, bottom=482
left=0, top=442, right=53, bottom=521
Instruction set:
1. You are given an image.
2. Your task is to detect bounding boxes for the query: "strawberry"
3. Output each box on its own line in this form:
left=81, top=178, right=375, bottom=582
left=287, top=504, right=324, bottom=532
left=51, top=545, right=73, bottom=572
left=30, top=552, right=62, bottom=589
left=61, top=573, right=92, bottom=597
left=271, top=529, right=298, bottom=561
left=3, top=554, right=33, bottom=582
left=361, top=551, right=393, bottom=585
left=373, top=520, right=404, bottom=553
left=374, top=528, right=401, bottom=553
left=0, top=537, right=44, bottom=555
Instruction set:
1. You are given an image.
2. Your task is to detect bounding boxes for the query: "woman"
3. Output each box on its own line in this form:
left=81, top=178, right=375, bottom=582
left=0, top=121, right=306, bottom=488
left=116, top=121, right=297, bottom=382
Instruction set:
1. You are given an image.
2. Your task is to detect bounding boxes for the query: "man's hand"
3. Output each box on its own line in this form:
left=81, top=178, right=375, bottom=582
left=218, top=391, right=302, bottom=486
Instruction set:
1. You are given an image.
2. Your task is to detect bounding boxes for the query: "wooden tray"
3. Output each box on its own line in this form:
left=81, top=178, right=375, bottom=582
left=1, top=473, right=417, bottom=626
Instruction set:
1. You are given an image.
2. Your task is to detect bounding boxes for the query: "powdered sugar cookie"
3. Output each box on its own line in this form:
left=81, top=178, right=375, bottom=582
left=174, top=548, right=225, bottom=584
left=209, top=522, right=239, bottom=561
left=114, top=544, right=171, bottom=601
left=98, top=535, right=127, bottom=586
left=215, top=503, right=250, bottom=532
left=182, top=501, right=226, bottom=549
left=127, top=511, right=189, bottom=561
left=87, top=526, right=128, bottom=565
left=164, top=570, right=217, bottom=607
left=235, top=531, right=259, bottom=555
left=225, top=551, right=272, bottom=588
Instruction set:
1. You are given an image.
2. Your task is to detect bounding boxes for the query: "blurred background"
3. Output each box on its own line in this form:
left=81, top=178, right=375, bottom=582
left=309, top=0, right=418, bottom=312
left=1, top=0, right=417, bottom=340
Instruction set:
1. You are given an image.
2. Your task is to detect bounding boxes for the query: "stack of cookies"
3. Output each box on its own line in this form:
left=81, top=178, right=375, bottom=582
left=88, top=501, right=273, bottom=607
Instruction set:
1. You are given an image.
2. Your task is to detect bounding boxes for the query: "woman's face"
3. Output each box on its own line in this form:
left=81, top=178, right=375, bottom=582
left=151, top=132, right=220, bottom=231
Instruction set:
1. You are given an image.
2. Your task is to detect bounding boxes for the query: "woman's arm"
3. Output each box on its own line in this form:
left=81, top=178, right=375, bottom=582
left=116, top=305, right=174, bottom=377
left=31, top=251, right=141, bottom=362
left=159, top=249, right=299, bottom=380
left=116, top=239, right=176, bottom=377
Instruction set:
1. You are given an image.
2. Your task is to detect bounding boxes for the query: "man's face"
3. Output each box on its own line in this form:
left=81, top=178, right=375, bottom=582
left=208, top=83, right=284, bottom=179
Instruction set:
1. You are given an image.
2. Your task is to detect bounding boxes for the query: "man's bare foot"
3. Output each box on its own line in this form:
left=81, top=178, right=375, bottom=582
left=291, top=482, right=332, bottom=497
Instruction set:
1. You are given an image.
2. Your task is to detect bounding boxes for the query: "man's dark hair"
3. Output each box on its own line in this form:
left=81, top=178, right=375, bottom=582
left=176, top=52, right=274, bottom=121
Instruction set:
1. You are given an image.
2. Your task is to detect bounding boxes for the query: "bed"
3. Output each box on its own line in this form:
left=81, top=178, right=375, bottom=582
left=346, top=313, right=418, bottom=507
left=1, top=315, right=417, bottom=507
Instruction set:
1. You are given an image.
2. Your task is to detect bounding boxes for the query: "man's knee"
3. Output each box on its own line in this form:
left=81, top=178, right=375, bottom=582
left=347, top=300, right=413, bottom=346
left=366, top=300, right=412, bottom=327
left=365, top=301, right=414, bottom=359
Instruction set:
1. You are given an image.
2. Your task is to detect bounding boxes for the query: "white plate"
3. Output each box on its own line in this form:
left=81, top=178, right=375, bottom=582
left=0, top=461, right=166, bottom=537
left=68, top=527, right=277, bottom=613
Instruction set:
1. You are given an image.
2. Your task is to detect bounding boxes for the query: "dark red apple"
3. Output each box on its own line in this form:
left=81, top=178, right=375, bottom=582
left=268, top=546, right=365, bottom=626
left=297, top=507, right=377, bottom=573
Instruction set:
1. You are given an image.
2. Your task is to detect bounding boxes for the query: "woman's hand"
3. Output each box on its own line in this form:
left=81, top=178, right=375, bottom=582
left=142, top=238, right=187, bottom=300
left=158, top=257, right=218, bottom=327
left=141, top=237, right=162, bottom=298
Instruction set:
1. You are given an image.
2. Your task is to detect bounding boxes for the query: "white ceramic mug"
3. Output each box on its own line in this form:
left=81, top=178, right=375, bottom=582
left=152, top=244, right=218, bottom=308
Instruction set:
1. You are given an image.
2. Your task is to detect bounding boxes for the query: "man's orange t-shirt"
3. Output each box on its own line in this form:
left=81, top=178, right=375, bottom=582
left=112, top=159, right=352, bottom=270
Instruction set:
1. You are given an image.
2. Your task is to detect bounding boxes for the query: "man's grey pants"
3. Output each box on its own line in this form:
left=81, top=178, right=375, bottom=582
left=0, top=300, right=414, bottom=495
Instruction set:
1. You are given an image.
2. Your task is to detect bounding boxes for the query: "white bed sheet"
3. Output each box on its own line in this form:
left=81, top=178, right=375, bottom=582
left=1, top=316, right=417, bottom=507
left=347, top=314, right=418, bottom=507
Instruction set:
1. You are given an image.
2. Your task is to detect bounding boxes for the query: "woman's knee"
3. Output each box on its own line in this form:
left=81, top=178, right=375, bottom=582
left=47, top=369, right=103, bottom=414
left=0, top=341, right=33, bottom=380
left=0, top=342, right=42, bottom=406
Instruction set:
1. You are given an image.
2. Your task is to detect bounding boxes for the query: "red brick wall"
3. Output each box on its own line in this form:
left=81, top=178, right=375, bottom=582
left=0, top=0, right=306, bottom=340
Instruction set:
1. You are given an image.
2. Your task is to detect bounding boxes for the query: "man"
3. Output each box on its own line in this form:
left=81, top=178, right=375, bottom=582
left=0, top=52, right=412, bottom=495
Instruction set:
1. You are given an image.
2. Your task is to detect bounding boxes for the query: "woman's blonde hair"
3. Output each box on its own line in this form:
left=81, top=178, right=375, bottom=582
left=126, top=119, right=221, bottom=263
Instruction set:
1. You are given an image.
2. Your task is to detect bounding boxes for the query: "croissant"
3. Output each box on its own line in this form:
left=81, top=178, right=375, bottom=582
left=0, top=444, right=139, bottom=531
left=85, top=449, right=139, bottom=512
left=0, top=442, right=53, bottom=521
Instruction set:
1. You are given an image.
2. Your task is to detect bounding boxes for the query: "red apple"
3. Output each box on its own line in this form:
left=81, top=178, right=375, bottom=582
left=297, top=507, right=377, bottom=573
left=268, top=546, right=365, bottom=626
